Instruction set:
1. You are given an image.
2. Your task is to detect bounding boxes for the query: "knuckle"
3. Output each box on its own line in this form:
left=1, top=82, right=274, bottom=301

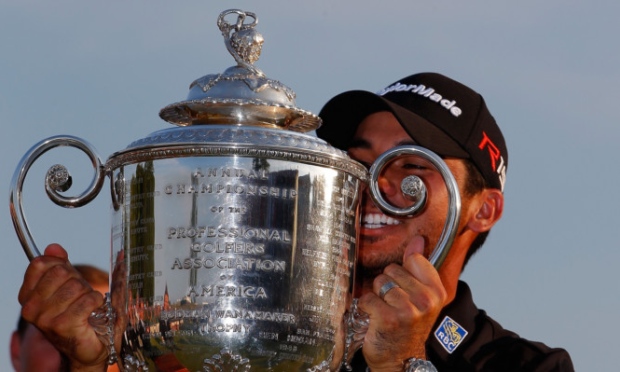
left=78, top=290, right=105, bottom=311
left=416, top=285, right=447, bottom=312
left=415, top=291, right=435, bottom=311
left=20, top=301, right=38, bottom=322
left=436, top=285, right=448, bottom=304
left=17, top=288, right=29, bottom=305
left=381, top=314, right=401, bottom=330
left=56, top=278, right=90, bottom=302
left=372, top=274, right=391, bottom=292
left=22, top=304, right=53, bottom=332
left=47, top=263, right=73, bottom=281
left=28, top=256, right=46, bottom=270
left=382, top=263, right=401, bottom=277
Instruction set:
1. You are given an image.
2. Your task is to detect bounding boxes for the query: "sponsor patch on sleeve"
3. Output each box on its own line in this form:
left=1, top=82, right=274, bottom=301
left=434, top=316, right=468, bottom=354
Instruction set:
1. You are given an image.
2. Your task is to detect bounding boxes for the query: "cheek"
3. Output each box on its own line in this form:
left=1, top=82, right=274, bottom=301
left=420, top=177, right=451, bottom=222
left=410, top=195, right=451, bottom=251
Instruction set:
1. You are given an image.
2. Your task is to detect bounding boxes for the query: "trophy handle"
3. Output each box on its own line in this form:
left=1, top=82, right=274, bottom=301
left=343, top=145, right=462, bottom=369
left=9, top=135, right=118, bottom=364
left=368, top=145, right=461, bottom=269
left=10, top=135, right=106, bottom=260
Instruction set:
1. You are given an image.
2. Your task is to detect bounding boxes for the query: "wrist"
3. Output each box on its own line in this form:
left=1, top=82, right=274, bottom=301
left=69, top=361, right=108, bottom=372
left=403, top=358, right=437, bottom=372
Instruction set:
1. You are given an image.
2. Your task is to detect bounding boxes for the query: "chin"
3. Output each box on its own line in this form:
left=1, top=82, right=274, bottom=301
left=357, top=248, right=401, bottom=273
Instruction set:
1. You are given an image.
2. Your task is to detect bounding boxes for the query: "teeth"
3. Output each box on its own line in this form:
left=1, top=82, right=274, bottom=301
left=363, top=213, right=401, bottom=228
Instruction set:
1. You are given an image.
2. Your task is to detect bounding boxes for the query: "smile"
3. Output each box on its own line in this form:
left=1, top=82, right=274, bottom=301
left=362, top=212, right=402, bottom=229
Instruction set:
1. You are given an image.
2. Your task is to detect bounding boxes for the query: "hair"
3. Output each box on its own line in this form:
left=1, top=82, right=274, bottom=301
left=461, top=159, right=490, bottom=268
left=15, top=264, right=108, bottom=338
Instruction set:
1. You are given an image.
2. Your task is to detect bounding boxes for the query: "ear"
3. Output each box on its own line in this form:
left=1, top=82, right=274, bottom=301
left=10, top=330, right=22, bottom=371
left=467, top=189, right=504, bottom=233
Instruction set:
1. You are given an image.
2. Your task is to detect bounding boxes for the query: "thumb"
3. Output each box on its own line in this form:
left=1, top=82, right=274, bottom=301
left=43, top=243, right=69, bottom=261
left=403, top=235, right=425, bottom=262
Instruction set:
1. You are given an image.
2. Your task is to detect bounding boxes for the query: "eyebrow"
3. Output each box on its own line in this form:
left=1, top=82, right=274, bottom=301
left=348, top=138, right=417, bottom=150
left=348, top=138, right=371, bottom=149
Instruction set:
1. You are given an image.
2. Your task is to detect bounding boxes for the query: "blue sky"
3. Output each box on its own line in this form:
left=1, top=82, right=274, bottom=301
left=1, top=1, right=618, bottom=370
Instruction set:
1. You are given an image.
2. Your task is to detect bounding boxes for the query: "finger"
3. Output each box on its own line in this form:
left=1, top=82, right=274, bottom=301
left=19, top=255, right=68, bottom=305
left=400, top=235, right=443, bottom=288
left=43, top=243, right=69, bottom=260
left=382, top=256, right=446, bottom=311
left=399, top=234, right=441, bottom=289
left=54, top=289, right=105, bottom=332
left=372, top=273, right=406, bottom=304
left=20, top=256, right=80, bottom=302
left=40, top=291, right=108, bottom=366
left=356, top=291, right=394, bottom=320
left=19, top=245, right=93, bottom=321
left=403, top=235, right=425, bottom=261
left=18, top=243, right=70, bottom=301
left=21, top=268, right=95, bottom=326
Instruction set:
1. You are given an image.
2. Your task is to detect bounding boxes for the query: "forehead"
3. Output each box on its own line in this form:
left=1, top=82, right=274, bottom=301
left=350, top=112, right=414, bottom=149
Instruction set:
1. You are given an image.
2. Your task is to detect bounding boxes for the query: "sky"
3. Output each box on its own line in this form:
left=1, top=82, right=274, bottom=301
left=1, top=1, right=618, bottom=370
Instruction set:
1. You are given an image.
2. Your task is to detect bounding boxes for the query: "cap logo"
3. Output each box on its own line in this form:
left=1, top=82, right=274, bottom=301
left=478, top=131, right=507, bottom=191
left=377, top=82, right=462, bottom=118
left=434, top=316, right=468, bottom=354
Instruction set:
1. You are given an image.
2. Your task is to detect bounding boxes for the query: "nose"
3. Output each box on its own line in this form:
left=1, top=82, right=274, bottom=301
left=377, top=174, right=399, bottom=198
left=372, top=170, right=425, bottom=214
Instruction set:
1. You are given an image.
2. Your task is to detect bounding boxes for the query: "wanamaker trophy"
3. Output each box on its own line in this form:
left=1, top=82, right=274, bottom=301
left=10, top=9, right=461, bottom=371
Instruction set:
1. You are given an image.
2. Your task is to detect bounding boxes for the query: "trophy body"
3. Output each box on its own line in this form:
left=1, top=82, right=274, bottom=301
left=110, top=126, right=365, bottom=371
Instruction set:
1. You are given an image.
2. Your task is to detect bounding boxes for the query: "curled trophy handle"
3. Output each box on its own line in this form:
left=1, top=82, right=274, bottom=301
left=9, top=135, right=106, bottom=259
left=9, top=135, right=117, bottom=364
left=343, top=145, right=462, bottom=368
left=368, top=145, right=461, bottom=269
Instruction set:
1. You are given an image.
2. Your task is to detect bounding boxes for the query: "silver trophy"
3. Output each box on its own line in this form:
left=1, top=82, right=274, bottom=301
left=10, top=9, right=460, bottom=371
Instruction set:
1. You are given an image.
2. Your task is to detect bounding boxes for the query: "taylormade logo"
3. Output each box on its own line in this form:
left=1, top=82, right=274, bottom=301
left=378, top=83, right=463, bottom=117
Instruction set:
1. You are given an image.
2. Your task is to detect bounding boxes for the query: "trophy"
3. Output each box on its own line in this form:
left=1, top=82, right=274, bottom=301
left=10, top=9, right=460, bottom=371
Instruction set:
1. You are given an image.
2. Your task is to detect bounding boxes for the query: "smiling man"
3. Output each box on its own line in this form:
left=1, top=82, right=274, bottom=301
left=317, top=72, right=573, bottom=371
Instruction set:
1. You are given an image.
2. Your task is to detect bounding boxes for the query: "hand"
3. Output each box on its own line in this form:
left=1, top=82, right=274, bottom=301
left=357, top=236, right=447, bottom=371
left=18, top=244, right=109, bottom=372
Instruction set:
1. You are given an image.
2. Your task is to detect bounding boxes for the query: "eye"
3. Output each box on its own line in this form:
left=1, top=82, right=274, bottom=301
left=392, top=156, right=430, bottom=172
left=402, top=162, right=427, bottom=170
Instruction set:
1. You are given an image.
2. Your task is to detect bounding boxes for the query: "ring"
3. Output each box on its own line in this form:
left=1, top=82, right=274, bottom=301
left=378, top=281, right=400, bottom=300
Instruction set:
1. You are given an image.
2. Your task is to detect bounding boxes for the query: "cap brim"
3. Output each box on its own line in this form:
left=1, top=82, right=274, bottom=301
left=317, top=90, right=469, bottom=158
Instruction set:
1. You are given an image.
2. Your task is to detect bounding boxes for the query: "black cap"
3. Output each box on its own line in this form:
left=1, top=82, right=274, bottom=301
left=317, top=72, right=508, bottom=191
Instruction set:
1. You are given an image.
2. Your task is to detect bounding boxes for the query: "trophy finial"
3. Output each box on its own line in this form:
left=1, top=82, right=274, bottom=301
left=218, top=9, right=264, bottom=73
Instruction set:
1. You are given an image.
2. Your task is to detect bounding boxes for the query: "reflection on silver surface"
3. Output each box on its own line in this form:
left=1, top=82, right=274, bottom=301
left=111, top=133, right=363, bottom=370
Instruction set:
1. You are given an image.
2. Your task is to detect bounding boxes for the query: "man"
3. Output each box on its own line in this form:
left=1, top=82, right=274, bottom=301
left=316, top=72, right=573, bottom=371
left=11, top=262, right=120, bottom=372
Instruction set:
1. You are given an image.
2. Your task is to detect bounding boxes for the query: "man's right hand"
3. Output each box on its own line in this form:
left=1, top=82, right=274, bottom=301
left=356, top=236, right=447, bottom=372
left=18, top=244, right=109, bottom=372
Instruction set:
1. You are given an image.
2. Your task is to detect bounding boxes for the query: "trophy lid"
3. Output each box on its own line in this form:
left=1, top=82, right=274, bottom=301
left=159, top=9, right=321, bottom=132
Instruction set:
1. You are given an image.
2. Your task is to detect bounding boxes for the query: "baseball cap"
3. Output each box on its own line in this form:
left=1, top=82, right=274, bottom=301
left=316, top=72, right=508, bottom=191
